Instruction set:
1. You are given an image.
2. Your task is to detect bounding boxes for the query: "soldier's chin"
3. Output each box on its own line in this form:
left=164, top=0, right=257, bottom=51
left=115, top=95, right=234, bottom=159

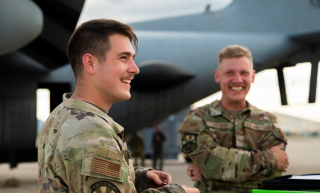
left=121, top=92, right=132, bottom=101
left=231, top=97, right=246, bottom=103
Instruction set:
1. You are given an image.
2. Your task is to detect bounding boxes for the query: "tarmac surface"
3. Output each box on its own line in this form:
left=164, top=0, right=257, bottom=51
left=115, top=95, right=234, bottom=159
left=0, top=137, right=319, bottom=193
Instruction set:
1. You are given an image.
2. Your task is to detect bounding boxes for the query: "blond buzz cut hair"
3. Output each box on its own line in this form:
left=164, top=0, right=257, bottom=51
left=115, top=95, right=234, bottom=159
left=218, top=45, right=253, bottom=66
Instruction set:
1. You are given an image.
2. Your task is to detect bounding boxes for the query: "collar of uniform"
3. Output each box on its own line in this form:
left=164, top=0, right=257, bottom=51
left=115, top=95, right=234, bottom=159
left=209, top=100, right=223, bottom=116
left=245, top=101, right=260, bottom=116
left=209, top=100, right=252, bottom=120
left=62, top=93, right=124, bottom=134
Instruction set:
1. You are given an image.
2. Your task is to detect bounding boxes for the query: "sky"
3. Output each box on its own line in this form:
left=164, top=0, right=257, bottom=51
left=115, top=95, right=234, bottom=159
left=37, top=0, right=320, bottom=123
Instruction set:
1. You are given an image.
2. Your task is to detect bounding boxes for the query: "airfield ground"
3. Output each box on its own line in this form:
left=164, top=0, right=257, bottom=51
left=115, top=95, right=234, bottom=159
left=1, top=137, right=319, bottom=193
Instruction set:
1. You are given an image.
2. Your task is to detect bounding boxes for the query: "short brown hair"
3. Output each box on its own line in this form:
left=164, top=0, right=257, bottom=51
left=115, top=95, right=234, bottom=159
left=67, top=19, right=138, bottom=79
left=218, top=45, right=252, bottom=64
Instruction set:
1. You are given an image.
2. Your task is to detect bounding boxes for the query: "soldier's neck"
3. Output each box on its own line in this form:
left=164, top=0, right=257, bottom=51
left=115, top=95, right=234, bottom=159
left=220, top=99, right=246, bottom=111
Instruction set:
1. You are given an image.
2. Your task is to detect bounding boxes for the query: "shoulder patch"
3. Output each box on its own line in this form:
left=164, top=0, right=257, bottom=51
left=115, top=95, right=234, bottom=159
left=181, top=134, right=198, bottom=154
left=177, top=120, right=204, bottom=133
left=91, top=181, right=121, bottom=193
left=92, top=157, right=121, bottom=179
left=193, top=107, right=207, bottom=118
left=98, top=147, right=123, bottom=161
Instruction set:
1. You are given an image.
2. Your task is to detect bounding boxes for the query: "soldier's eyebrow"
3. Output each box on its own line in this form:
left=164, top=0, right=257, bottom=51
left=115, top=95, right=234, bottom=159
left=118, top=51, right=136, bottom=58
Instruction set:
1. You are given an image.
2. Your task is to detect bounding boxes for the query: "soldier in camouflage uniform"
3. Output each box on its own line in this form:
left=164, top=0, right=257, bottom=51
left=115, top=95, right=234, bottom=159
left=38, top=19, right=199, bottom=193
left=152, top=124, right=166, bottom=171
left=128, top=131, right=146, bottom=167
left=177, top=45, right=289, bottom=193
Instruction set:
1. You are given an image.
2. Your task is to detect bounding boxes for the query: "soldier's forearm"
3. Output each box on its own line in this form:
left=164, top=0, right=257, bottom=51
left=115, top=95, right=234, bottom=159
left=141, top=183, right=186, bottom=193
left=135, top=167, right=152, bottom=193
left=190, top=146, right=277, bottom=182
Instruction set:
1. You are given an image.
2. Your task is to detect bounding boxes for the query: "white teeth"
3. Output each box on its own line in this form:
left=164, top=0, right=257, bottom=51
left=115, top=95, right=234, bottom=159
left=231, top=87, right=243, bottom=91
left=121, top=79, right=131, bottom=84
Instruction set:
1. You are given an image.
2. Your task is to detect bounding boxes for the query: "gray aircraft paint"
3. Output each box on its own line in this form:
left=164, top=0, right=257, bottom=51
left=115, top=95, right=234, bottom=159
left=0, top=0, right=43, bottom=55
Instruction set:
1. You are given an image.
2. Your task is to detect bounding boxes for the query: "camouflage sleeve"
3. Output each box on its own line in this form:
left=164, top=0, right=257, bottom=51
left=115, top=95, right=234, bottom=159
left=188, top=134, right=277, bottom=182
left=134, top=167, right=186, bottom=193
left=142, top=183, right=186, bottom=193
left=135, top=167, right=151, bottom=193
left=260, top=114, right=287, bottom=150
left=178, top=111, right=280, bottom=183
left=55, top=115, right=135, bottom=193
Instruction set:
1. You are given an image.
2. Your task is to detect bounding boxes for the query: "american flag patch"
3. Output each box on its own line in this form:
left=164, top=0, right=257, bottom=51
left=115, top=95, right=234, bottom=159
left=92, top=157, right=121, bottom=179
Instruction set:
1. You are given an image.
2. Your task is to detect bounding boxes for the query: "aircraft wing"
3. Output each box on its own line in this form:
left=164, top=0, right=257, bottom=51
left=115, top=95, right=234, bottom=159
left=290, top=29, right=320, bottom=45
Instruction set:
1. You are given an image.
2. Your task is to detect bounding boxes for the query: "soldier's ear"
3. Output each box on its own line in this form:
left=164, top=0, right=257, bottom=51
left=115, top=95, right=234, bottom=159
left=215, top=69, right=220, bottom=83
left=82, top=54, right=95, bottom=75
left=251, top=70, right=256, bottom=83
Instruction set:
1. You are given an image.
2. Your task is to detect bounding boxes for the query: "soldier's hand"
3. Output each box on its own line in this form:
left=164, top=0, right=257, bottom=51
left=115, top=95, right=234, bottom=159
left=187, top=164, right=201, bottom=181
left=147, top=170, right=172, bottom=188
left=182, top=186, right=200, bottom=193
left=270, top=143, right=289, bottom=172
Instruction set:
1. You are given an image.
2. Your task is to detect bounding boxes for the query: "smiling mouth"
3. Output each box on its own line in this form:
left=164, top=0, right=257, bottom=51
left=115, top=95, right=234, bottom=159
left=230, top=86, right=244, bottom=91
left=121, top=79, right=131, bottom=84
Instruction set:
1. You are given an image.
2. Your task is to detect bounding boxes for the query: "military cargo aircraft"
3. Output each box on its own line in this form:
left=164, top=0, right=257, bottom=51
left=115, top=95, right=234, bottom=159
left=0, top=0, right=86, bottom=168
left=0, top=0, right=319, bottom=168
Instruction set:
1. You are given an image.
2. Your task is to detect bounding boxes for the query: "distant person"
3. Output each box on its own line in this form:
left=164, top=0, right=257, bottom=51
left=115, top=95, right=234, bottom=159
left=177, top=45, right=289, bottom=193
left=128, top=131, right=146, bottom=167
left=152, top=124, right=167, bottom=171
left=38, top=19, right=199, bottom=193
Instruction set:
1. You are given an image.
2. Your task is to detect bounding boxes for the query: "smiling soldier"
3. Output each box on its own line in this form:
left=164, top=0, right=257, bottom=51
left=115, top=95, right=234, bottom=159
left=38, top=19, right=199, bottom=193
left=177, top=45, right=289, bottom=193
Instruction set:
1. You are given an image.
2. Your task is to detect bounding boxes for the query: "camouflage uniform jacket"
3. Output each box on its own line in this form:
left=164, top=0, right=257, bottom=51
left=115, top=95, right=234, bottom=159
left=177, top=100, right=287, bottom=193
left=38, top=93, right=185, bottom=193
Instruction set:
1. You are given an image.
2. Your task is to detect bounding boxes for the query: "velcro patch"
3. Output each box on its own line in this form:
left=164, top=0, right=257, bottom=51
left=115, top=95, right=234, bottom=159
left=92, top=157, right=121, bottom=179
left=98, top=147, right=123, bottom=161
left=206, top=121, right=232, bottom=128
left=236, top=134, right=245, bottom=148
left=179, top=121, right=199, bottom=131
left=244, top=121, right=271, bottom=131
left=91, top=181, right=121, bottom=193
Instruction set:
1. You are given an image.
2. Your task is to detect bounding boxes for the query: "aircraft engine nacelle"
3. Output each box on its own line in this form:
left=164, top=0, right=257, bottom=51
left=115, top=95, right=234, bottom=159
left=0, top=0, right=43, bottom=56
left=131, top=60, right=195, bottom=92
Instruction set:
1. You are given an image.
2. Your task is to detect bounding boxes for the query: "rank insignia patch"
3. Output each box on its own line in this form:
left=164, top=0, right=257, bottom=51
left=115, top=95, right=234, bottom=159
left=91, top=181, right=120, bottom=193
left=181, top=134, right=198, bottom=154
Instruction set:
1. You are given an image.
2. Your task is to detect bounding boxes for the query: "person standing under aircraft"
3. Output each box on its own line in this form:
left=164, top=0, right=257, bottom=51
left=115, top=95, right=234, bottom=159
left=38, top=19, right=199, bottom=193
left=177, top=45, right=289, bottom=193
left=152, top=124, right=167, bottom=171
left=128, top=131, right=146, bottom=167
